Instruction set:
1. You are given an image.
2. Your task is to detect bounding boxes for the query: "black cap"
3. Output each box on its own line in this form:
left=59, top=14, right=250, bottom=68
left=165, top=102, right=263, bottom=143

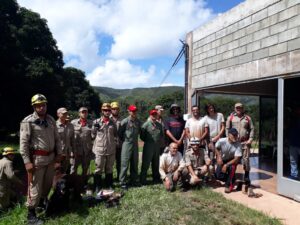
left=228, top=128, right=238, bottom=136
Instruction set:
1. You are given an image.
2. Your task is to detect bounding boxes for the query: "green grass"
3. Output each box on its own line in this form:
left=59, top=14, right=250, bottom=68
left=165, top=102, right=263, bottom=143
left=0, top=141, right=281, bottom=225
left=0, top=185, right=281, bottom=225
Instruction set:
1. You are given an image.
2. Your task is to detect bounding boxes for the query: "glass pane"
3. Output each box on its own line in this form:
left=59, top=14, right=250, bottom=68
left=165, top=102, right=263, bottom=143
left=283, top=77, right=300, bottom=181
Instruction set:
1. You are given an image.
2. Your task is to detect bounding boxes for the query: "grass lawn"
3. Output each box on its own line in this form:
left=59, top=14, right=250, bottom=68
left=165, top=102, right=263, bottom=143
left=0, top=142, right=281, bottom=225
left=0, top=183, right=281, bottom=225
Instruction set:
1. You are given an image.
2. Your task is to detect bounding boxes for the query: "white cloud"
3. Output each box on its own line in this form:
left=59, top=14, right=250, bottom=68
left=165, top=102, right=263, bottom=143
left=98, top=0, right=213, bottom=59
left=18, top=0, right=213, bottom=88
left=18, top=0, right=103, bottom=71
left=87, top=59, right=156, bottom=88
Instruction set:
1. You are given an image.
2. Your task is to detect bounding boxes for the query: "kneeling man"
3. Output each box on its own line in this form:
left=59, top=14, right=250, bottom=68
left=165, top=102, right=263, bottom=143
left=183, top=137, right=213, bottom=187
left=215, top=128, right=242, bottom=193
left=159, top=142, right=185, bottom=191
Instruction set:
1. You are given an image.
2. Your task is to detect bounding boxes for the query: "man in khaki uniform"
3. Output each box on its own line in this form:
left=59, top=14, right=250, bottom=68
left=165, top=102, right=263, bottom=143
left=20, top=94, right=62, bottom=225
left=71, top=107, right=93, bottom=176
left=0, top=147, right=22, bottom=210
left=226, top=102, right=254, bottom=185
left=183, top=137, right=213, bottom=187
left=92, top=103, right=117, bottom=191
left=159, top=142, right=185, bottom=192
left=56, top=107, right=75, bottom=174
left=110, top=101, right=122, bottom=180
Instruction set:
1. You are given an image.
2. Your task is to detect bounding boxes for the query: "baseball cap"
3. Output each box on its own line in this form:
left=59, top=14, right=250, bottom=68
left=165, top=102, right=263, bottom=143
left=101, top=103, right=111, bottom=110
left=128, top=105, right=137, bottom=112
left=235, top=103, right=243, bottom=108
left=149, top=109, right=158, bottom=115
left=155, top=105, right=164, bottom=111
left=79, top=107, right=88, bottom=112
left=228, top=128, right=238, bottom=136
left=57, top=107, right=68, bottom=114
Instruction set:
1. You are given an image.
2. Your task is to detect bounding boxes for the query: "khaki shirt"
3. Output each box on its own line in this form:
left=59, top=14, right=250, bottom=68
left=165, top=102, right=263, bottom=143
left=92, top=117, right=117, bottom=155
left=20, top=112, right=62, bottom=166
left=226, top=113, right=254, bottom=142
left=110, top=115, right=122, bottom=148
left=159, top=151, right=185, bottom=180
left=0, top=157, right=21, bottom=193
left=184, top=148, right=209, bottom=169
left=56, top=120, right=75, bottom=155
left=71, top=118, right=93, bottom=155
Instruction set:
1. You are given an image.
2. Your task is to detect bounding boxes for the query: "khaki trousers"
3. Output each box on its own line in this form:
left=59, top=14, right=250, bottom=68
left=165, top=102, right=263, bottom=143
left=26, top=164, right=55, bottom=208
left=94, top=154, right=115, bottom=175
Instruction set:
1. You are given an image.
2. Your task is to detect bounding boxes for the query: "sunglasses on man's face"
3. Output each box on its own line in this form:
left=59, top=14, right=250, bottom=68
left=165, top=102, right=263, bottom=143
left=103, top=109, right=111, bottom=112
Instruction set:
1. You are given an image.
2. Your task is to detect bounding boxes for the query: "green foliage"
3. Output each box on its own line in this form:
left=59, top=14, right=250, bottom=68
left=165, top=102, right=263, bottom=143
left=94, top=86, right=185, bottom=122
left=0, top=0, right=101, bottom=137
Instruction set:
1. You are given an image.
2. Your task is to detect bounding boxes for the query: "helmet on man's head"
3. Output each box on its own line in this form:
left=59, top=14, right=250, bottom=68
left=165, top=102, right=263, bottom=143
left=190, top=137, right=200, bottom=145
left=2, top=147, right=17, bottom=156
left=111, top=102, right=119, bottom=109
left=31, top=94, right=47, bottom=105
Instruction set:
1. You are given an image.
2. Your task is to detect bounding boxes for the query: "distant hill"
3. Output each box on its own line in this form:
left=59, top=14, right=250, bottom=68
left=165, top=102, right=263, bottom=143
left=93, top=86, right=184, bottom=102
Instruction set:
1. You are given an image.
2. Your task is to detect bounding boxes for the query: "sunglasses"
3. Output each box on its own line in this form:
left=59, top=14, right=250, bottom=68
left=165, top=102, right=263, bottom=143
left=103, top=109, right=111, bottom=112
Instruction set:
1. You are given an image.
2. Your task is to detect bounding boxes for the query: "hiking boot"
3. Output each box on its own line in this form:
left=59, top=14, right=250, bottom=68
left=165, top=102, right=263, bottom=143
left=105, top=173, right=114, bottom=189
left=242, top=184, right=249, bottom=194
left=244, top=171, right=251, bottom=186
left=224, top=187, right=231, bottom=193
left=27, top=208, right=43, bottom=225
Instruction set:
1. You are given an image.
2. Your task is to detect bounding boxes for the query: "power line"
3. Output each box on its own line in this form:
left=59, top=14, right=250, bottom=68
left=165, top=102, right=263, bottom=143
left=158, top=41, right=186, bottom=87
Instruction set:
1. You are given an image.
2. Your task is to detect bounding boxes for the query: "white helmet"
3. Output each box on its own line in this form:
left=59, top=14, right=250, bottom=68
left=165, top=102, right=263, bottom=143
left=190, top=137, right=200, bottom=145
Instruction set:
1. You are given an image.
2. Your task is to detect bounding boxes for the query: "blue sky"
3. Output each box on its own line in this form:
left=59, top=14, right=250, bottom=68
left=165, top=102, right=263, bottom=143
left=19, top=0, right=245, bottom=88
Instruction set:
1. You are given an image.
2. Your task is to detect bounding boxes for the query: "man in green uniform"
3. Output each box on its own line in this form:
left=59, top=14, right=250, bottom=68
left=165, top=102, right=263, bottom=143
left=119, top=105, right=141, bottom=189
left=20, top=94, right=62, bottom=225
left=110, top=101, right=123, bottom=180
left=140, top=109, right=163, bottom=185
left=56, top=107, right=75, bottom=174
left=226, top=103, right=254, bottom=185
left=0, top=147, right=22, bottom=210
left=92, top=103, right=117, bottom=191
left=71, top=107, right=94, bottom=176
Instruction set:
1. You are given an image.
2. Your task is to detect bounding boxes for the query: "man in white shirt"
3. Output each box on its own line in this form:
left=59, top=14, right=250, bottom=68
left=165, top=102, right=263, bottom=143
left=159, top=142, right=185, bottom=192
left=185, top=105, right=208, bottom=152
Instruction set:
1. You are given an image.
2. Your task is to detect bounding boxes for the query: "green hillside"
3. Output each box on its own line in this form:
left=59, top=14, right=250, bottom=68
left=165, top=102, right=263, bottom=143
left=93, top=86, right=184, bottom=102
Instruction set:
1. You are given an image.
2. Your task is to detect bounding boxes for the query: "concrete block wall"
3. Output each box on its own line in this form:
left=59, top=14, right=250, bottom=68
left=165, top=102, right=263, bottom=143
left=190, top=0, right=300, bottom=89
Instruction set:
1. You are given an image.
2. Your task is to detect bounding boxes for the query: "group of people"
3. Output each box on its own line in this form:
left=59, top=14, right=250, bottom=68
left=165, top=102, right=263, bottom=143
left=0, top=93, right=255, bottom=225
left=159, top=102, right=254, bottom=194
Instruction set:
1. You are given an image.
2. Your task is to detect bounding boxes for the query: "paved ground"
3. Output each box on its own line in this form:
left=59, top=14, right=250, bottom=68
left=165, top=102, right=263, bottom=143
left=213, top=185, right=300, bottom=225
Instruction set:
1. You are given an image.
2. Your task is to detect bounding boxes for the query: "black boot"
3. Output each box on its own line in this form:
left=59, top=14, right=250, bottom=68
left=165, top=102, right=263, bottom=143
left=27, top=208, right=43, bottom=225
left=105, top=173, right=114, bottom=189
left=94, top=174, right=102, bottom=193
left=244, top=171, right=251, bottom=186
